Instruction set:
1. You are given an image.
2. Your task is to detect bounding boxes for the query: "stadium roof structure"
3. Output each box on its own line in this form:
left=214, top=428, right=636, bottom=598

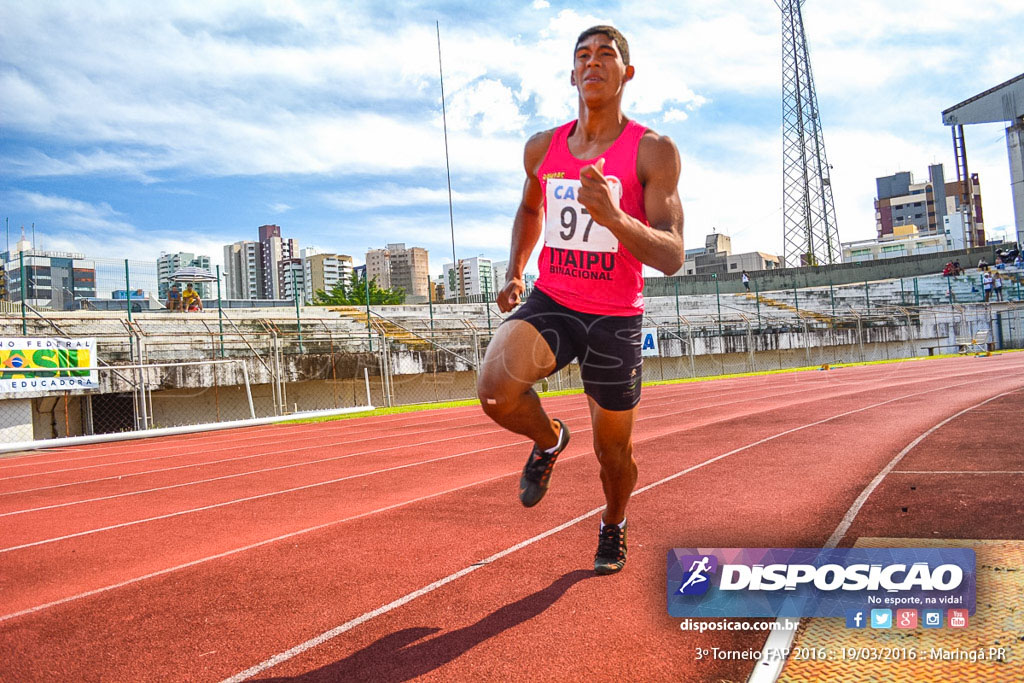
left=942, top=72, right=1024, bottom=125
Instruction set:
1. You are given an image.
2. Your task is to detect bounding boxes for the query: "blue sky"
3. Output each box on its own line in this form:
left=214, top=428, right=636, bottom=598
left=2, top=0, right=1022, bottom=279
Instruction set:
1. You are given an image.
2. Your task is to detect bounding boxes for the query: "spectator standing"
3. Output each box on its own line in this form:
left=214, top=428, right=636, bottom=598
left=741, top=270, right=750, bottom=292
left=993, top=271, right=1004, bottom=301
left=982, top=270, right=994, bottom=302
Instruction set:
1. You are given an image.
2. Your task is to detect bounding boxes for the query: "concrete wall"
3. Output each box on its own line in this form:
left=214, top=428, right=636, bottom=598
left=645, top=245, right=1002, bottom=296
left=0, top=398, right=34, bottom=443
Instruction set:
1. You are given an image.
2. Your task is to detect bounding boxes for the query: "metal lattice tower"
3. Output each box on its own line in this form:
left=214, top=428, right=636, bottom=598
left=777, top=0, right=840, bottom=267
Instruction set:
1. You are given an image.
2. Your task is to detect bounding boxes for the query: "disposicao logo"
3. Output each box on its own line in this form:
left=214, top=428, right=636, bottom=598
left=667, top=548, right=975, bottom=619
left=675, top=555, right=718, bottom=596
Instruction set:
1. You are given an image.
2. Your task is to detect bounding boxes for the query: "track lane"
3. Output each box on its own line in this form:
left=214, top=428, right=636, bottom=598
left=2, top=357, right=1022, bottom=681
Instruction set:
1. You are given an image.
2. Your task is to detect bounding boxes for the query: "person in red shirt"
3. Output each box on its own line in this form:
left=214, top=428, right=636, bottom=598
left=477, top=26, right=684, bottom=574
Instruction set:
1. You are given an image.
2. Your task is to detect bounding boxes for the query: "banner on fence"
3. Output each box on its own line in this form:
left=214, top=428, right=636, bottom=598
left=0, top=338, right=98, bottom=393
left=641, top=327, right=660, bottom=357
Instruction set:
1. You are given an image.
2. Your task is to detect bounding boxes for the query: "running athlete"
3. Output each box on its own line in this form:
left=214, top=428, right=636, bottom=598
left=477, top=25, right=684, bottom=575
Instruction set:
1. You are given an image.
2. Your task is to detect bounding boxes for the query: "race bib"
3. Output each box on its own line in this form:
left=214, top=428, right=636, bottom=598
left=544, top=177, right=622, bottom=253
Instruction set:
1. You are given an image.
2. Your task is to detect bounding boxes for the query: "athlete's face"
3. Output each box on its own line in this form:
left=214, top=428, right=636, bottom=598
left=570, top=34, right=633, bottom=102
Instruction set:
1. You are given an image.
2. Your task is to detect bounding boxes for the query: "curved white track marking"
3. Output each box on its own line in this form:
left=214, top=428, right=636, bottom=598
left=746, top=388, right=1023, bottom=683
left=219, top=380, right=1003, bottom=682
left=0, top=363, right=985, bottom=499
left=0, top=376, right=973, bottom=545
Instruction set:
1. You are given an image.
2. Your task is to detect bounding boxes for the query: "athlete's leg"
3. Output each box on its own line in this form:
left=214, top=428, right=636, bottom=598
left=587, top=397, right=638, bottom=525
left=477, top=319, right=561, bottom=449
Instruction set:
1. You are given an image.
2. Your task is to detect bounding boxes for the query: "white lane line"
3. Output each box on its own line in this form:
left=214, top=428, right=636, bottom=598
left=0, top=440, right=527, bottom=519
left=746, top=387, right=1023, bottom=683
left=0, top=377, right=917, bottom=535
left=891, top=470, right=1024, bottom=475
left=0, top=442, right=525, bottom=553
left=0, top=380, right=832, bottom=504
left=1, top=375, right=960, bottom=623
left=0, top=469, right=519, bottom=624
left=220, top=380, right=981, bottom=682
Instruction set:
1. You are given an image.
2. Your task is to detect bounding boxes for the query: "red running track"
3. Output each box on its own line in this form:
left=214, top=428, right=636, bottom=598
left=1, top=354, right=1022, bottom=682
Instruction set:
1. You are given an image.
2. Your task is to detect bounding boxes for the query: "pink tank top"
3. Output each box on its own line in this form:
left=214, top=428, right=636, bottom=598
left=535, top=119, right=648, bottom=316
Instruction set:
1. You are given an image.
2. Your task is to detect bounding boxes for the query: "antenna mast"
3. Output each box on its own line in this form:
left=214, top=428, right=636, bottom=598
left=777, top=0, right=840, bottom=267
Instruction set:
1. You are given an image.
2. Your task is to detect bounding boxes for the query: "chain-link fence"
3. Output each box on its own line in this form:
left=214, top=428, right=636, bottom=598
left=2, top=269, right=1023, bottom=449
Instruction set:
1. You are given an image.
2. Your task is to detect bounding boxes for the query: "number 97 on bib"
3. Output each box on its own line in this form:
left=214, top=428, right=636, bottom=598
left=544, top=177, right=622, bottom=253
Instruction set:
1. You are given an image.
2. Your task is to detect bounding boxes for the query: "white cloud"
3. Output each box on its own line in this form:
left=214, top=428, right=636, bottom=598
left=663, top=109, right=689, bottom=123
left=320, top=185, right=521, bottom=211
left=2, top=0, right=1022, bottom=266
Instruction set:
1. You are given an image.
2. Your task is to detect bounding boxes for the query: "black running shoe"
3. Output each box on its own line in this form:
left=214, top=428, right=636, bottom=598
left=594, top=520, right=628, bottom=575
left=518, top=418, right=569, bottom=508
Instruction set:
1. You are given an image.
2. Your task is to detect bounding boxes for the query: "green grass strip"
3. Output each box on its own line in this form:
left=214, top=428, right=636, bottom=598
left=287, top=349, right=1022, bottom=424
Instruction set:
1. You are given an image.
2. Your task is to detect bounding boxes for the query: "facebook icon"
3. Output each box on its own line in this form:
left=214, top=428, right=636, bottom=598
left=845, top=609, right=867, bottom=629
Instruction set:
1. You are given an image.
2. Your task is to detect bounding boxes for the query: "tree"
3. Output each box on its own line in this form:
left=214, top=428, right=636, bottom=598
left=313, top=271, right=405, bottom=305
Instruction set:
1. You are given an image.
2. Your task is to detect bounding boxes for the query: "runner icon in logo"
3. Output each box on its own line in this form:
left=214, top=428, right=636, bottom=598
left=677, top=555, right=716, bottom=595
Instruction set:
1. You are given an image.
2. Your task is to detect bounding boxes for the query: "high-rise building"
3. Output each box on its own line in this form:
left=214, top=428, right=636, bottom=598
left=223, top=241, right=263, bottom=299
left=156, top=252, right=212, bottom=300
left=2, top=233, right=96, bottom=310
left=365, top=243, right=430, bottom=302
left=280, top=258, right=305, bottom=302
left=444, top=257, right=494, bottom=299
left=304, top=251, right=353, bottom=302
left=365, top=247, right=392, bottom=289
left=258, top=224, right=299, bottom=300
left=875, top=165, right=985, bottom=246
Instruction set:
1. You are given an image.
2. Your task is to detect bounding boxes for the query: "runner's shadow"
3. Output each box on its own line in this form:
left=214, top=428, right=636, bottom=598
left=262, top=569, right=595, bottom=682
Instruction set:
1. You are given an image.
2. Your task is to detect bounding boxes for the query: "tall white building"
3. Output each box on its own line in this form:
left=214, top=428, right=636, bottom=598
left=223, top=241, right=262, bottom=299
left=157, top=252, right=211, bottom=299
left=280, top=258, right=305, bottom=302
left=304, top=251, right=353, bottom=302
left=443, top=257, right=494, bottom=298
left=259, top=224, right=299, bottom=300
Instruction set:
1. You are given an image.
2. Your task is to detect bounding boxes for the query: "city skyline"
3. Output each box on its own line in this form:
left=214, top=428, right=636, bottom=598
left=2, top=1, right=1022, bottom=279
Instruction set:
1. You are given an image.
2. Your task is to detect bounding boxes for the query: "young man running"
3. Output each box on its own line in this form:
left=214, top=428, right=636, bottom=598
left=477, top=25, right=684, bottom=574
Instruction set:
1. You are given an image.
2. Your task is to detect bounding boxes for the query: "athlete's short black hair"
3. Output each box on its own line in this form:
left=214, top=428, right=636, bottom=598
left=575, top=25, right=630, bottom=66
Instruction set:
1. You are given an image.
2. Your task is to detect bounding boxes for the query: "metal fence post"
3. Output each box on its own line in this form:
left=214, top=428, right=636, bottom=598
left=864, top=280, right=870, bottom=313
left=427, top=272, right=434, bottom=337
left=216, top=265, right=225, bottom=358
left=828, top=274, right=836, bottom=322
left=914, top=277, right=920, bottom=307
left=125, top=259, right=132, bottom=323
left=792, top=281, right=800, bottom=315
left=291, top=267, right=303, bottom=354
left=754, top=278, right=762, bottom=331
left=856, top=313, right=865, bottom=362
left=713, top=274, right=722, bottom=338
left=484, top=280, right=491, bottom=333
left=802, top=318, right=811, bottom=366
left=686, top=319, right=695, bottom=378
left=674, top=278, right=681, bottom=335
left=19, top=250, right=27, bottom=335
left=365, top=276, right=373, bottom=353
left=746, top=318, right=754, bottom=372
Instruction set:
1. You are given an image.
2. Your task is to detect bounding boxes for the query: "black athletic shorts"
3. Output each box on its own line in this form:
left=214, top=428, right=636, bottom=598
left=506, top=288, right=643, bottom=411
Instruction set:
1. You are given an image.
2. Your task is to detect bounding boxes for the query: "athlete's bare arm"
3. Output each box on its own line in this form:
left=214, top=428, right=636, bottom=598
left=497, top=129, right=554, bottom=313
left=576, top=131, right=684, bottom=275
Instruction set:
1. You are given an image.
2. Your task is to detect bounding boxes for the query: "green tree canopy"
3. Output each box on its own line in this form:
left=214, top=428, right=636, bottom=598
left=313, top=271, right=405, bottom=305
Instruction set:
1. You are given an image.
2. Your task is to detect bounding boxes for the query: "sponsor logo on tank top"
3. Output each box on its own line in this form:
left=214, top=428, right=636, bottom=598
left=547, top=247, right=615, bottom=281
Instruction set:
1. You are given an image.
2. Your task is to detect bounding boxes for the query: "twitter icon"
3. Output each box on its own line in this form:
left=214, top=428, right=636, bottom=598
left=870, top=609, right=892, bottom=629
